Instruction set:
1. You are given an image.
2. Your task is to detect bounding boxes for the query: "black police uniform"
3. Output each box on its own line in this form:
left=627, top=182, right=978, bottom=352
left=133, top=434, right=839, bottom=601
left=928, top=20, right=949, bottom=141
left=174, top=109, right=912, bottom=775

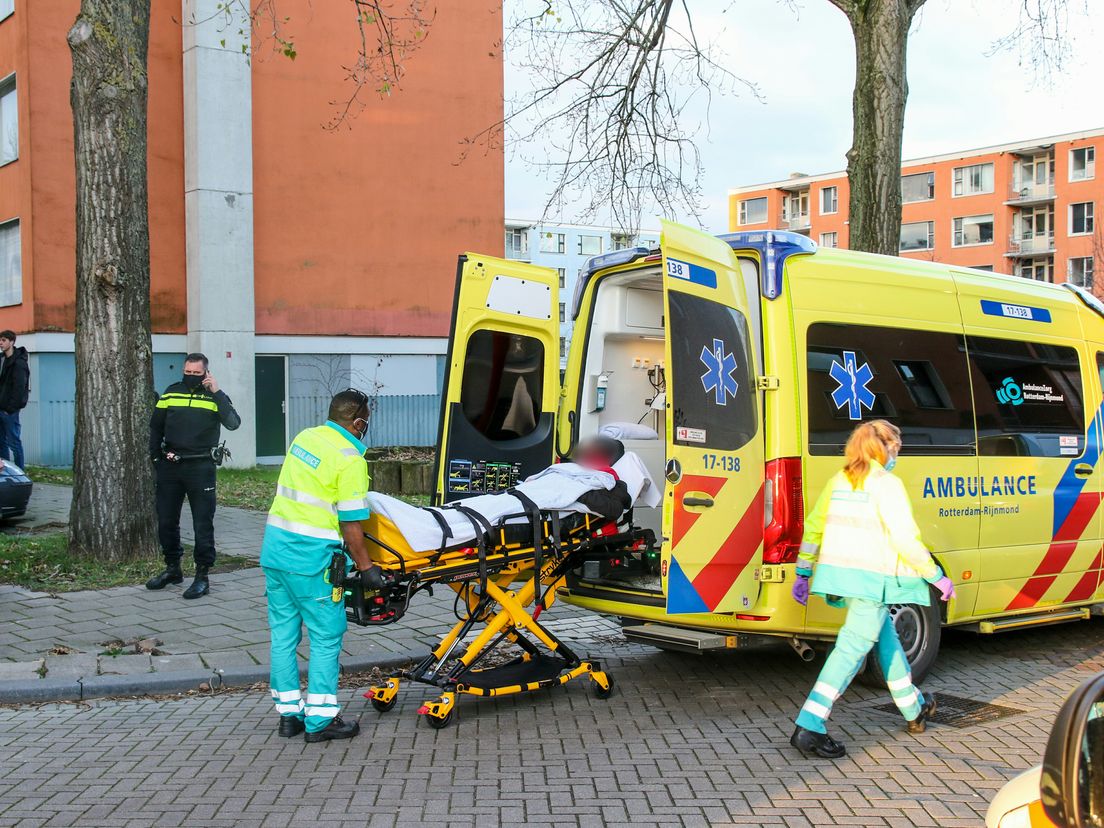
left=148, top=379, right=241, bottom=594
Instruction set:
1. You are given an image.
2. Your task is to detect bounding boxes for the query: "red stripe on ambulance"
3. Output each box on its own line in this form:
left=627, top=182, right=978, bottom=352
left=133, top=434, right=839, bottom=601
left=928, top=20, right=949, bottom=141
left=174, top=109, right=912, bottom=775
left=691, top=488, right=765, bottom=611
left=1062, top=546, right=1104, bottom=604
left=671, top=475, right=727, bottom=548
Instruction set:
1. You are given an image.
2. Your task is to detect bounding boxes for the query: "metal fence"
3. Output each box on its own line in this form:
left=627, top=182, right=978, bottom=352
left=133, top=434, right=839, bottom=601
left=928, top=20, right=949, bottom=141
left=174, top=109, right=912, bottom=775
left=288, top=393, right=440, bottom=449
left=23, top=400, right=77, bottom=468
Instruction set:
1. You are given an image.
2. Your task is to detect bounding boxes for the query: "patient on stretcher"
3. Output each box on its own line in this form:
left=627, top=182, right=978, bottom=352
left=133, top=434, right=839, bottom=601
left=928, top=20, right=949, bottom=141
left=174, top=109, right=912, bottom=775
left=363, top=438, right=660, bottom=555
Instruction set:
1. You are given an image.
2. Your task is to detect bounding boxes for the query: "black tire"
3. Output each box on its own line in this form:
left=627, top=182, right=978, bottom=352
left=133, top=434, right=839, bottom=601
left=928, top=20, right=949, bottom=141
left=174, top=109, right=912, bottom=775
left=425, top=709, right=453, bottom=729
left=370, top=696, right=397, bottom=713
left=857, top=588, right=942, bottom=688
left=594, top=676, right=615, bottom=699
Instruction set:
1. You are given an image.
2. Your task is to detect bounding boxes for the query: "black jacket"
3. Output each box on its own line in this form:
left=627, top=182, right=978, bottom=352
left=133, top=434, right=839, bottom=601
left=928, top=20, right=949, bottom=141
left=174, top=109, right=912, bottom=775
left=0, top=346, right=30, bottom=414
left=149, top=381, right=241, bottom=458
left=577, top=480, right=632, bottom=521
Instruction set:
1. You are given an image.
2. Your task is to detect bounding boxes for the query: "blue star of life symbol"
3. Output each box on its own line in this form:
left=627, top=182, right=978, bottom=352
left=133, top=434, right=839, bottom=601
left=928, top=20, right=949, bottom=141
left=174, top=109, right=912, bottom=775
left=829, top=350, right=875, bottom=420
left=699, top=338, right=739, bottom=406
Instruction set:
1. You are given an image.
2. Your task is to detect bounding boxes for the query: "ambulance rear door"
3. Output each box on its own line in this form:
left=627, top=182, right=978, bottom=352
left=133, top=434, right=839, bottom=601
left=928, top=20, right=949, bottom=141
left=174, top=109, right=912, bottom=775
left=433, top=254, right=560, bottom=504
left=660, top=220, right=766, bottom=614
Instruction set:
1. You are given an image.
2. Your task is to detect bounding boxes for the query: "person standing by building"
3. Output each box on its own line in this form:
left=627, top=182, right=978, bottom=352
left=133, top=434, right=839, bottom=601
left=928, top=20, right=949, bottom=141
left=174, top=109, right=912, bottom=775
left=147, top=354, right=241, bottom=599
left=261, top=389, right=384, bottom=743
left=789, top=419, right=956, bottom=759
left=0, top=331, right=30, bottom=469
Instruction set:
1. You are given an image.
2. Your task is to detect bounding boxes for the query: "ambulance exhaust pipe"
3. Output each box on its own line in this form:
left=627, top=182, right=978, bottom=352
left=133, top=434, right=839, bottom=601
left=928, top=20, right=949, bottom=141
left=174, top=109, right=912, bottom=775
left=789, top=637, right=815, bottom=662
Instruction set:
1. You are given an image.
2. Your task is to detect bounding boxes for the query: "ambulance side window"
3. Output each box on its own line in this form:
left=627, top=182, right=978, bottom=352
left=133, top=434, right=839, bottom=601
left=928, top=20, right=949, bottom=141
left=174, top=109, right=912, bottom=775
left=968, top=336, right=1084, bottom=458
left=806, top=323, right=976, bottom=455
left=668, top=292, right=757, bottom=451
left=460, top=330, right=544, bottom=441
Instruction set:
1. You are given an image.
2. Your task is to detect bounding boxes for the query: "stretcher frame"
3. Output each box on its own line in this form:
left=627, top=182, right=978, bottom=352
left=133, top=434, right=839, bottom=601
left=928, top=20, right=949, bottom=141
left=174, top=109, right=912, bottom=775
left=345, top=503, right=654, bottom=728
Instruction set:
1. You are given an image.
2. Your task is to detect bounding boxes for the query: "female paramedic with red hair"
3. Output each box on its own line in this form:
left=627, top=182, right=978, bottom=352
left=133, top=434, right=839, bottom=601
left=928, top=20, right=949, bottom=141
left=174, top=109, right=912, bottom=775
left=789, top=419, right=956, bottom=759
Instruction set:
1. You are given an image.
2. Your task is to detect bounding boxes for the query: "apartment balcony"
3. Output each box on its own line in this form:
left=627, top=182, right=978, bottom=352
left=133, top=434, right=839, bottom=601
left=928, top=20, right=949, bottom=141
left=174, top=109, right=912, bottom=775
left=1004, top=181, right=1056, bottom=206
left=1004, top=232, right=1056, bottom=257
left=780, top=212, right=811, bottom=233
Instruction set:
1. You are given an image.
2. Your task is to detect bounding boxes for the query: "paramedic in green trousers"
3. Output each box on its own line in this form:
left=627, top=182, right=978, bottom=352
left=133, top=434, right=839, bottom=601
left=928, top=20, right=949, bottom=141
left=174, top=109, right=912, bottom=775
left=789, top=419, right=956, bottom=759
left=260, top=389, right=385, bottom=743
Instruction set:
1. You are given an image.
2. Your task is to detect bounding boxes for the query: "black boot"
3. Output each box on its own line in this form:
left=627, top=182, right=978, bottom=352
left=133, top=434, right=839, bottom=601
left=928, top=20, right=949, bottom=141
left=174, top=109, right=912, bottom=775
left=907, top=692, right=938, bottom=734
left=146, top=563, right=183, bottom=590
left=182, top=567, right=210, bottom=599
left=304, top=715, right=360, bottom=743
left=790, top=725, right=847, bottom=759
left=278, top=716, right=305, bottom=738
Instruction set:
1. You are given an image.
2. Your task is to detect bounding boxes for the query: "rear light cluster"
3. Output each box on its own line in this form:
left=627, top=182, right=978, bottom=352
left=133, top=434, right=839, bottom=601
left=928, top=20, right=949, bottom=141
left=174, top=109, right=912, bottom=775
left=763, top=457, right=804, bottom=564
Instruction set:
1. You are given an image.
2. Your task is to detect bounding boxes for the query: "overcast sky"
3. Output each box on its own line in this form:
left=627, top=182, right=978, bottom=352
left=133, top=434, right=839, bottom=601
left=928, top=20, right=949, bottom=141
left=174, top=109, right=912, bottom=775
left=503, top=0, right=1102, bottom=233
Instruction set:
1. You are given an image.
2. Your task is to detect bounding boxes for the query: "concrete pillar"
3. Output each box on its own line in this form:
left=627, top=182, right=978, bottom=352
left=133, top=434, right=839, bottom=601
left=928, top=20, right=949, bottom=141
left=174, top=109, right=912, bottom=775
left=182, top=0, right=256, bottom=467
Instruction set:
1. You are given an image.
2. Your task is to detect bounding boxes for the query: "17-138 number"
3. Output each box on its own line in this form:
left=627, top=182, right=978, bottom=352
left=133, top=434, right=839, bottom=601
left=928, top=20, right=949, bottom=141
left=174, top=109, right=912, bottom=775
left=702, top=453, right=740, bottom=472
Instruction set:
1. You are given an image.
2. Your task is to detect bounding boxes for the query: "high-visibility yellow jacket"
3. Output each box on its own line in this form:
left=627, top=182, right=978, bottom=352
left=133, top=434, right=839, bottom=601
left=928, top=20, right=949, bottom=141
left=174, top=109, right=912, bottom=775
left=259, top=421, right=371, bottom=576
left=795, top=461, right=943, bottom=606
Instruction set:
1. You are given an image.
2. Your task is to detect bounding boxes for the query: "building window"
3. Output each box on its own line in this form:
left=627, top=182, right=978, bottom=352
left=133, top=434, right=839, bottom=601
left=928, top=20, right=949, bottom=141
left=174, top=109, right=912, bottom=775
left=539, top=232, right=565, bottom=254
left=558, top=302, right=565, bottom=323
left=952, top=163, right=994, bottom=197
left=953, top=214, right=994, bottom=247
left=505, top=227, right=528, bottom=257
left=972, top=265, right=995, bottom=272
left=900, top=221, right=935, bottom=252
left=901, top=171, right=935, bottom=203
left=819, top=232, right=838, bottom=248
left=0, top=219, right=22, bottom=307
left=557, top=268, right=566, bottom=289
left=559, top=336, right=566, bottom=360
left=1069, top=257, right=1094, bottom=289
left=820, top=186, right=838, bottom=215
left=1070, top=202, right=1095, bottom=236
left=738, top=197, right=768, bottom=226
left=577, top=235, right=602, bottom=256
left=1070, top=146, right=1095, bottom=181
left=611, top=233, right=633, bottom=250
left=460, top=330, right=543, bottom=441
left=0, top=75, right=16, bottom=166
left=784, top=191, right=809, bottom=222
left=1016, top=259, right=1053, bottom=282
left=0, top=1, right=12, bottom=23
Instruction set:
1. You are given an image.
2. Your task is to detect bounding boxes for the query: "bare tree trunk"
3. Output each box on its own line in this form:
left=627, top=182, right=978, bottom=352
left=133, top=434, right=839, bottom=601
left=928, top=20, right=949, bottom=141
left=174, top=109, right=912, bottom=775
left=832, top=0, right=924, bottom=255
left=67, top=2, right=158, bottom=561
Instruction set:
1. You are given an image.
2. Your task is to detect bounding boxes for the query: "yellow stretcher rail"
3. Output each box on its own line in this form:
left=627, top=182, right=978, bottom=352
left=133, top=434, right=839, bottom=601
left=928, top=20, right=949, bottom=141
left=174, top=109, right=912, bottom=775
left=344, top=506, right=654, bottom=728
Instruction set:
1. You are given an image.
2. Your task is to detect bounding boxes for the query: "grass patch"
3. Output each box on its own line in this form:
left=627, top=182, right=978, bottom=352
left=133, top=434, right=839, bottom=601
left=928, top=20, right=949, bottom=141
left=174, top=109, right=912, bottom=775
left=0, top=532, right=256, bottom=592
left=27, top=466, right=73, bottom=486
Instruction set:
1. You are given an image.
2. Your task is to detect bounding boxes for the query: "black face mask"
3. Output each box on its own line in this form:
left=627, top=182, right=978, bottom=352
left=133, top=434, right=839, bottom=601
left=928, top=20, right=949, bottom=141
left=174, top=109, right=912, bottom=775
left=182, top=374, right=203, bottom=390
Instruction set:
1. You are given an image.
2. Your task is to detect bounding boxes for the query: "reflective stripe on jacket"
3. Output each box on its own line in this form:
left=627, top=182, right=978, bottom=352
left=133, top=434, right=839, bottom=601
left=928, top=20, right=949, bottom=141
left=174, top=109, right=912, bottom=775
left=259, top=421, right=371, bottom=576
left=796, top=462, right=943, bottom=606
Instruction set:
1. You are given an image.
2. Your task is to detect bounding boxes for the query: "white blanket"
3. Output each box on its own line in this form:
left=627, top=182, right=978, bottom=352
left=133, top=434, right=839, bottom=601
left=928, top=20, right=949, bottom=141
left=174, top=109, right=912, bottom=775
left=366, top=453, right=659, bottom=553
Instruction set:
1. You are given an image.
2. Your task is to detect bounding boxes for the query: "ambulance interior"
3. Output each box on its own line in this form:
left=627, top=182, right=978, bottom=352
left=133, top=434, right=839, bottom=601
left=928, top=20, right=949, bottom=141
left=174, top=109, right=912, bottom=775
left=573, top=267, right=668, bottom=591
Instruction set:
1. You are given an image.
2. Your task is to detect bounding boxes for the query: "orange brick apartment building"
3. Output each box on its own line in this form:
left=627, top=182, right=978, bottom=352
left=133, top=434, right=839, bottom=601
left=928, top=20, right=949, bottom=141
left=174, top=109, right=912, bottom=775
left=0, top=0, right=504, bottom=465
left=729, top=129, right=1103, bottom=294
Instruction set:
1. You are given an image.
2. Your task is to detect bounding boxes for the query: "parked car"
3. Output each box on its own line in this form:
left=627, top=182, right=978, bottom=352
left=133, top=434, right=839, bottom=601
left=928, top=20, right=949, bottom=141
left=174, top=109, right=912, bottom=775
left=986, top=670, right=1104, bottom=827
left=0, top=461, right=33, bottom=519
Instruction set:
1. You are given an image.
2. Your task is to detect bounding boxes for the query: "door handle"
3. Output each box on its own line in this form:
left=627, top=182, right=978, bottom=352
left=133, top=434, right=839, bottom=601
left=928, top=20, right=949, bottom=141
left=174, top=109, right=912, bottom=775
left=683, top=495, right=715, bottom=508
left=1074, top=463, right=1094, bottom=479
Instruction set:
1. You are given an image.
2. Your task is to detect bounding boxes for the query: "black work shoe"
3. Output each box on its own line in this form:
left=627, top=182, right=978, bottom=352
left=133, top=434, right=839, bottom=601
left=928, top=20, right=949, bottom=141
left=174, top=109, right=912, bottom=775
left=277, top=716, right=305, bottom=738
left=907, top=693, right=938, bottom=734
left=182, top=567, right=209, bottom=600
left=146, top=565, right=183, bottom=590
left=790, top=725, right=847, bottom=759
left=304, top=716, right=360, bottom=743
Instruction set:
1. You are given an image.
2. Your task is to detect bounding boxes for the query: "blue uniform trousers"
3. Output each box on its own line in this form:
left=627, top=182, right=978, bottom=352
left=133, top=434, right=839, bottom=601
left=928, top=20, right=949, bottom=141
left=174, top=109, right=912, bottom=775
left=796, top=598, right=924, bottom=734
left=264, top=567, right=347, bottom=733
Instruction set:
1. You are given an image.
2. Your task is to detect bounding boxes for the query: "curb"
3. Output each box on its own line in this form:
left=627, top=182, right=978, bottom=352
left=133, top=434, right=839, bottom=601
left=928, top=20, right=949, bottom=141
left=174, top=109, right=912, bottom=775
left=0, top=653, right=415, bottom=705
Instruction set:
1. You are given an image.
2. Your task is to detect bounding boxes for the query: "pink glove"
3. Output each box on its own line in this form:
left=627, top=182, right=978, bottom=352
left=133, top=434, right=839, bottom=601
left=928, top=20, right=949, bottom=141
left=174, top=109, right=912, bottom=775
left=792, top=574, right=810, bottom=606
left=934, top=575, right=956, bottom=602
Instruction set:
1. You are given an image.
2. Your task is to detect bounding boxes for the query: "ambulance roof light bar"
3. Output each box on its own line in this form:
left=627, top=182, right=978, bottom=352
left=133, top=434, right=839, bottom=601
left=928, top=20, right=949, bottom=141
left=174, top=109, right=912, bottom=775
left=572, top=246, right=653, bottom=320
left=718, top=230, right=817, bottom=301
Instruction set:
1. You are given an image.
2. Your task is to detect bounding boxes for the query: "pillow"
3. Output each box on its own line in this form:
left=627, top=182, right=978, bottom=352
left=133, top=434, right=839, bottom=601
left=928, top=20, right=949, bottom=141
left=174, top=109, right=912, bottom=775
left=598, top=422, right=659, bottom=440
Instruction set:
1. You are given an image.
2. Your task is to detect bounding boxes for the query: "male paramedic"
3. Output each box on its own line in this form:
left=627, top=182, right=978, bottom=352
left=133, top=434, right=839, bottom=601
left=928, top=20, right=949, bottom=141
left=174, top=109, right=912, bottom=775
left=260, top=389, right=385, bottom=743
left=147, top=353, right=241, bottom=599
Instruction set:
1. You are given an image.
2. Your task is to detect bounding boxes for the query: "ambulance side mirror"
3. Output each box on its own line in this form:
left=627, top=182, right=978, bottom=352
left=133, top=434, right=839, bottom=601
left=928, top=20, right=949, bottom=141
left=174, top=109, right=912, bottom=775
left=1041, top=670, right=1104, bottom=828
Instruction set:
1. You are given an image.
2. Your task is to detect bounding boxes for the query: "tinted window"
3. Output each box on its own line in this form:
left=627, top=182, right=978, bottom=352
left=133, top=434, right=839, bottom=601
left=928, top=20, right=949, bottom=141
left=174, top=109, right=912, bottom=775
left=460, top=330, right=544, bottom=441
left=669, top=291, right=756, bottom=451
left=969, top=336, right=1084, bottom=457
left=807, top=323, right=976, bottom=455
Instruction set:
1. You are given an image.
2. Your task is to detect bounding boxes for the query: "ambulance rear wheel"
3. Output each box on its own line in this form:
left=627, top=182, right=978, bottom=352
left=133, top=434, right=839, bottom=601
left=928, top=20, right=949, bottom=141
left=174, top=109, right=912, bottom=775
left=859, top=590, right=941, bottom=688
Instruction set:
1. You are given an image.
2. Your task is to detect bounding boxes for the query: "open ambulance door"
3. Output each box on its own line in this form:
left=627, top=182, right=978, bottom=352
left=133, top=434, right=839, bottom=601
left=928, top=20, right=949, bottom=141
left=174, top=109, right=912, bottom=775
left=660, top=221, right=766, bottom=614
left=433, top=254, right=561, bottom=504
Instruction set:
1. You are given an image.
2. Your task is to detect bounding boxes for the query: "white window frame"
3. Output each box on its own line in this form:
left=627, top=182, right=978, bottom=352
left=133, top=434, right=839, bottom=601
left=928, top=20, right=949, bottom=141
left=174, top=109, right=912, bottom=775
left=952, top=214, right=994, bottom=248
left=0, top=217, right=22, bottom=308
left=0, top=0, right=12, bottom=23
left=1068, top=256, right=1094, bottom=288
left=505, top=227, right=529, bottom=256
left=0, top=73, right=17, bottom=167
left=539, top=232, right=565, bottom=254
left=819, top=231, right=838, bottom=248
left=899, top=220, right=935, bottom=252
left=558, top=302, right=565, bottom=323
left=1069, top=202, right=1095, bottom=236
left=901, top=171, right=935, bottom=203
left=952, top=163, right=994, bottom=197
left=819, top=186, right=838, bottom=215
left=577, top=235, right=603, bottom=256
left=738, top=197, right=768, bottom=226
left=1070, top=146, right=1096, bottom=182
left=557, top=268, right=566, bottom=289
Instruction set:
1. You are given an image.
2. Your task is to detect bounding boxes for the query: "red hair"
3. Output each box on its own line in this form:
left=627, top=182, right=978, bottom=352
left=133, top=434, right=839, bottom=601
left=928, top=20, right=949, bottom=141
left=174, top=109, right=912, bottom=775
left=843, top=420, right=901, bottom=488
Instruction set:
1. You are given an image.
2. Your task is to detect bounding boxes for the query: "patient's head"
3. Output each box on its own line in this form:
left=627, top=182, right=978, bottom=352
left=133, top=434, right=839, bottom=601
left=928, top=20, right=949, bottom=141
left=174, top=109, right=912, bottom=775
left=574, top=436, right=625, bottom=470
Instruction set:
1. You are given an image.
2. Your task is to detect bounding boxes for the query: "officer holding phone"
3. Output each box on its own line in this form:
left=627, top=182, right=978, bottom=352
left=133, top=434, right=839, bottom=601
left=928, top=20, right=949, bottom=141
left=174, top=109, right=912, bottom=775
left=147, top=353, right=241, bottom=599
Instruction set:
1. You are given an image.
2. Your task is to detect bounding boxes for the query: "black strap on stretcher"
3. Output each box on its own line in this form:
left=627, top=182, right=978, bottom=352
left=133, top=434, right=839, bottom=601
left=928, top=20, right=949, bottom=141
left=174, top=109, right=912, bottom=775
left=508, top=488, right=546, bottom=613
left=421, top=507, right=454, bottom=563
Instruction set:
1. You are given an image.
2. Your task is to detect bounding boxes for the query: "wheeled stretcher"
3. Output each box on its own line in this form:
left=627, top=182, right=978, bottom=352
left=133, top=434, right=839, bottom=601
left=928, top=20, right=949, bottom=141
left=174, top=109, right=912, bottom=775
left=344, top=495, right=655, bottom=728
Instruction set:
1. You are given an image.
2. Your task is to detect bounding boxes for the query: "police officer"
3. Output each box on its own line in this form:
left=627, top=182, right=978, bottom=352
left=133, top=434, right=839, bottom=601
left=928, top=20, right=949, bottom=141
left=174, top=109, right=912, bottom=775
left=147, top=353, right=241, bottom=599
left=260, top=389, right=383, bottom=742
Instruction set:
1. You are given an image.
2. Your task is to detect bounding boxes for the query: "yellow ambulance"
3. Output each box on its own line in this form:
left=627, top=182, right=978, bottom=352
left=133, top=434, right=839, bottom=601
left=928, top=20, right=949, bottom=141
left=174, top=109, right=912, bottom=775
left=433, top=220, right=1104, bottom=682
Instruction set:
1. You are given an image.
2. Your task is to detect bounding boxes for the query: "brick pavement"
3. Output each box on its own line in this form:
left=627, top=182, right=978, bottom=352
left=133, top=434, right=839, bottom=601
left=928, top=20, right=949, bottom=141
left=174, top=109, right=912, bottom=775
left=1, top=617, right=1101, bottom=826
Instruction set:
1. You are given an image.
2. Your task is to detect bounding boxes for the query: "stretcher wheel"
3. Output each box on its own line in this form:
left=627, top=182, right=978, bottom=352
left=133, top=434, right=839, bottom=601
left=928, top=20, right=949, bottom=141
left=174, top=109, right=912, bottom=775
left=426, top=710, right=453, bottom=729
left=371, top=696, right=397, bottom=713
left=593, top=676, right=615, bottom=699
